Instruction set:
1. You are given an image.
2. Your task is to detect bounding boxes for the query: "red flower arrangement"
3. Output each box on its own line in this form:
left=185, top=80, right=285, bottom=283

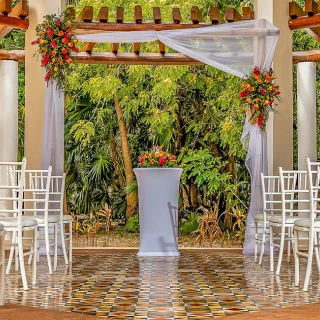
left=138, top=146, right=180, bottom=168
left=32, top=12, right=78, bottom=91
left=239, top=67, right=282, bottom=131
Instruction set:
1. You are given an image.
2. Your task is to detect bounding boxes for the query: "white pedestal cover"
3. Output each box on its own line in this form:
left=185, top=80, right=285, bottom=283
left=134, top=168, right=183, bottom=256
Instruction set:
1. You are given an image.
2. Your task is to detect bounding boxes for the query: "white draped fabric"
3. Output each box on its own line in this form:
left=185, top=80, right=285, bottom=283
left=42, top=19, right=280, bottom=254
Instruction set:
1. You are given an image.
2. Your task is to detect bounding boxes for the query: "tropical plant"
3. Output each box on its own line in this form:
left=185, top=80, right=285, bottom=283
left=179, top=212, right=199, bottom=235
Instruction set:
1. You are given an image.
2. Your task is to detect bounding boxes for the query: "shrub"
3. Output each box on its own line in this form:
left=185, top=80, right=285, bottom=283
left=179, top=212, right=199, bottom=234
left=124, top=215, right=140, bottom=233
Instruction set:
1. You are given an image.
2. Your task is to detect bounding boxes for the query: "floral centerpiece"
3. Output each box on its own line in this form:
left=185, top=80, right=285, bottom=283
left=138, top=146, right=179, bottom=168
left=239, top=67, right=281, bottom=131
left=32, top=12, right=79, bottom=91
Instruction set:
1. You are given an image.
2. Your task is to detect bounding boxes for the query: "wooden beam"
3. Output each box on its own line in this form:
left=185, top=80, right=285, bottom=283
left=0, top=13, right=28, bottom=29
left=73, top=52, right=203, bottom=65
left=292, top=50, right=320, bottom=63
left=289, top=14, right=320, bottom=30
left=289, top=2, right=306, bottom=19
left=305, top=0, right=318, bottom=16
left=111, top=8, right=124, bottom=53
left=75, top=6, right=93, bottom=22
left=242, top=7, right=253, bottom=20
left=0, top=49, right=25, bottom=62
left=225, top=8, right=243, bottom=22
left=0, top=0, right=11, bottom=15
left=306, top=27, right=320, bottom=41
left=97, top=7, right=108, bottom=22
left=152, top=7, right=165, bottom=54
left=134, top=6, right=142, bottom=53
left=172, top=8, right=182, bottom=24
left=210, top=6, right=224, bottom=24
left=191, top=6, right=203, bottom=24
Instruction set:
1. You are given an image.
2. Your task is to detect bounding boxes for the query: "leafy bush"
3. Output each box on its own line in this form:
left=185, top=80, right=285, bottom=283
left=179, top=212, right=199, bottom=234
left=124, top=215, right=140, bottom=233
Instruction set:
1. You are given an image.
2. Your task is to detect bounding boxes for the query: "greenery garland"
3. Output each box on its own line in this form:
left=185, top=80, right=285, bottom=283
left=239, top=67, right=282, bottom=131
left=32, top=12, right=78, bottom=91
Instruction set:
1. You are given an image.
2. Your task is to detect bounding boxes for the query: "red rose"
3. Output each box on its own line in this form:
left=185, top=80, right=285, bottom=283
left=253, top=66, right=260, bottom=76
left=64, top=54, right=69, bottom=61
left=71, top=46, right=79, bottom=53
left=45, top=71, right=51, bottom=81
left=50, top=40, right=57, bottom=48
left=260, top=88, right=267, bottom=95
left=62, top=48, right=68, bottom=54
left=275, top=91, right=281, bottom=95
left=56, top=18, right=61, bottom=27
left=41, top=55, right=50, bottom=66
left=62, top=37, right=68, bottom=44
left=159, top=156, right=167, bottom=166
left=257, top=113, right=264, bottom=127
left=65, top=33, right=72, bottom=39
left=239, top=91, right=248, bottom=98
left=139, top=157, right=145, bottom=164
left=47, top=29, right=55, bottom=36
left=270, top=99, right=274, bottom=104
left=31, top=39, right=39, bottom=45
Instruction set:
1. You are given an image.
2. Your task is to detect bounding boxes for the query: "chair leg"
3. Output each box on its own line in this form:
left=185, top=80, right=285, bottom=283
left=294, top=227, right=300, bottom=286
left=68, top=221, right=72, bottom=263
left=259, top=222, right=267, bottom=266
left=303, top=230, right=314, bottom=291
left=254, top=221, right=258, bottom=263
left=287, top=227, right=292, bottom=263
left=54, top=224, right=58, bottom=272
left=44, top=226, right=53, bottom=275
left=17, top=232, right=28, bottom=290
left=0, top=231, right=5, bottom=306
left=270, top=224, right=274, bottom=272
left=314, top=232, right=320, bottom=273
left=6, top=231, right=16, bottom=274
left=61, top=222, right=68, bottom=265
left=276, top=225, right=286, bottom=275
left=31, top=228, right=37, bottom=286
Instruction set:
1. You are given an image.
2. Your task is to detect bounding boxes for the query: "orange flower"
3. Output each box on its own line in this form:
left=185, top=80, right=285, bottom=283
left=68, top=42, right=73, bottom=47
left=67, top=59, right=73, bottom=65
left=249, top=87, right=254, bottom=92
left=268, top=85, right=275, bottom=91
left=58, top=31, right=64, bottom=36
left=245, top=98, right=251, bottom=104
left=265, top=100, right=270, bottom=105
left=53, top=66, right=58, bottom=72
left=254, top=75, right=260, bottom=80
left=62, top=48, right=68, bottom=54
left=51, top=58, right=56, bottom=63
left=73, top=39, right=78, bottom=44
left=62, top=37, right=68, bottom=44
left=52, top=51, right=57, bottom=56
left=39, top=39, right=45, bottom=44
left=265, top=77, right=271, bottom=83
left=253, top=104, right=259, bottom=110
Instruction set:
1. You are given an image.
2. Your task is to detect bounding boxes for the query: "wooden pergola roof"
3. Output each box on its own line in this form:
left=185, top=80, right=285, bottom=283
left=0, top=0, right=29, bottom=39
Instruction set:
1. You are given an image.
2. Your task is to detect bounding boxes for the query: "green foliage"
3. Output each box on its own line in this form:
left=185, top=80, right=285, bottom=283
left=124, top=215, right=140, bottom=233
left=179, top=212, right=199, bottom=235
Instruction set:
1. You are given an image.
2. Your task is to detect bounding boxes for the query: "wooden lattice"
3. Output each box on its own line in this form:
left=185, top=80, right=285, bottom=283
left=289, top=0, right=320, bottom=41
left=0, top=0, right=29, bottom=39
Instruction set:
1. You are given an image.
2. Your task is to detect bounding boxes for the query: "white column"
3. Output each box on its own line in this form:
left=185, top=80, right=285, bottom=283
left=297, top=62, right=317, bottom=170
left=0, top=60, right=18, bottom=162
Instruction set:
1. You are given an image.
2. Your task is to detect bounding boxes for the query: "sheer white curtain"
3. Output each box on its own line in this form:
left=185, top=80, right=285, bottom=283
left=42, top=19, right=280, bottom=253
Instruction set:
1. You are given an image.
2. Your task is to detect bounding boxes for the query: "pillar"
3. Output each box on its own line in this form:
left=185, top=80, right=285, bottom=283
left=297, top=62, right=317, bottom=170
left=254, top=0, right=293, bottom=174
left=0, top=60, right=18, bottom=162
left=24, top=0, right=64, bottom=170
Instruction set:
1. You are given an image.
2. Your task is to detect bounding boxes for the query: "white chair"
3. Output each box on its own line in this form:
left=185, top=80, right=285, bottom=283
left=0, top=224, right=5, bottom=305
left=0, top=159, right=38, bottom=290
left=254, top=174, right=281, bottom=265
left=49, top=173, right=72, bottom=264
left=293, top=158, right=320, bottom=291
left=269, top=168, right=308, bottom=275
left=25, top=167, right=59, bottom=274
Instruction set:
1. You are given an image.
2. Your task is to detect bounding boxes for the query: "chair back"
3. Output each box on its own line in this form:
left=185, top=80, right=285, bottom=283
left=279, top=167, right=309, bottom=219
left=261, top=173, right=282, bottom=216
left=24, top=167, right=52, bottom=220
left=306, top=158, right=320, bottom=228
left=48, top=173, right=66, bottom=221
left=0, top=158, right=26, bottom=220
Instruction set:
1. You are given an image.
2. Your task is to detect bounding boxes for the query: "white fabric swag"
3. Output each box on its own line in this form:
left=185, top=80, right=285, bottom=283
left=42, top=19, right=280, bottom=254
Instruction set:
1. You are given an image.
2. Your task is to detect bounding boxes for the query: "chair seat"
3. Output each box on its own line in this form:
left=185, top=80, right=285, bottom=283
left=62, top=215, right=72, bottom=222
left=269, top=215, right=305, bottom=224
left=254, top=213, right=281, bottom=222
left=0, top=217, right=37, bottom=228
left=294, top=218, right=320, bottom=228
left=33, top=215, right=60, bottom=224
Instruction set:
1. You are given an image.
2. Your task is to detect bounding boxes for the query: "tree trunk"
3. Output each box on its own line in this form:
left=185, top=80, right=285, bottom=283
left=114, top=96, right=138, bottom=219
left=109, top=130, right=125, bottom=189
left=190, top=177, right=198, bottom=207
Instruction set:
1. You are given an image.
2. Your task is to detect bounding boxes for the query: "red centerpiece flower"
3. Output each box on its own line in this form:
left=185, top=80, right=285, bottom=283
left=138, top=146, right=180, bottom=168
left=239, top=67, right=282, bottom=131
left=32, top=12, right=78, bottom=91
